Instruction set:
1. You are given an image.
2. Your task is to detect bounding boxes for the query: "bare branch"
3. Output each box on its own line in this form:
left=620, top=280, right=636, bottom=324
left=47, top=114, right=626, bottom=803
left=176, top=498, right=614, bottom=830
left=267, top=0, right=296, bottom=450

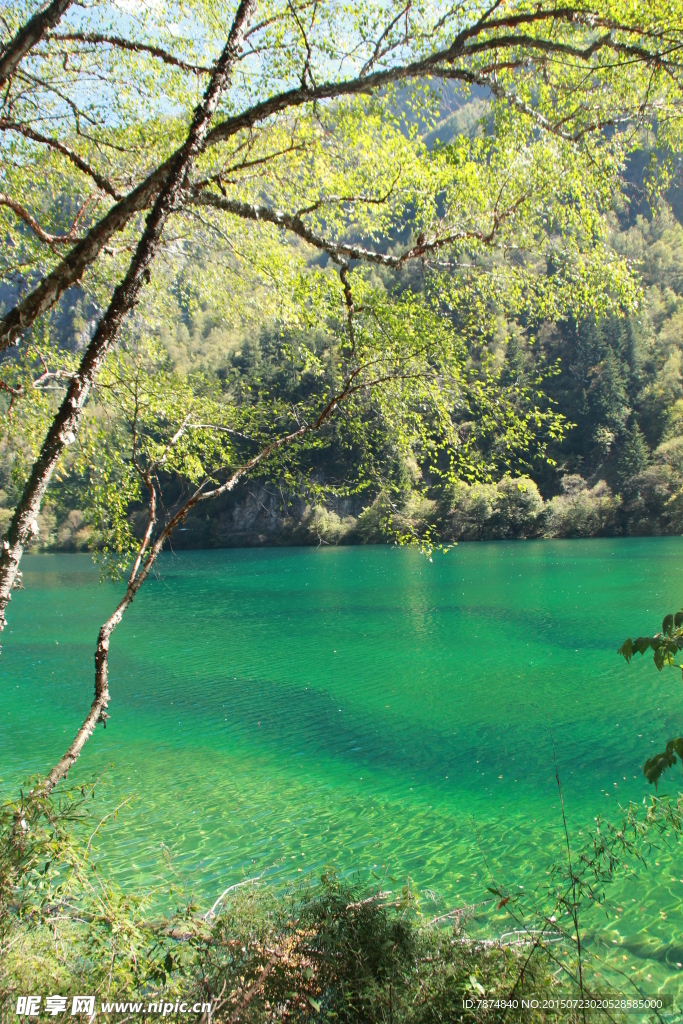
left=359, top=2, right=412, bottom=78
left=205, top=873, right=268, bottom=920
left=0, top=117, right=122, bottom=199
left=31, top=367, right=73, bottom=387
left=192, top=138, right=308, bottom=190
left=192, top=191, right=516, bottom=265
left=48, top=32, right=212, bottom=75
left=295, top=174, right=401, bottom=216
left=148, top=414, right=193, bottom=475
left=0, top=377, right=22, bottom=417
left=287, top=0, right=316, bottom=89
left=339, top=263, right=356, bottom=357
left=0, top=190, right=83, bottom=245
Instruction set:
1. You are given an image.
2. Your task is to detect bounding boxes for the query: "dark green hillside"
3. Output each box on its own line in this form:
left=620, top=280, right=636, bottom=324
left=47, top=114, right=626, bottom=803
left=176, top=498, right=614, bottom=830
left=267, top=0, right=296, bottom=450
left=3, top=129, right=683, bottom=550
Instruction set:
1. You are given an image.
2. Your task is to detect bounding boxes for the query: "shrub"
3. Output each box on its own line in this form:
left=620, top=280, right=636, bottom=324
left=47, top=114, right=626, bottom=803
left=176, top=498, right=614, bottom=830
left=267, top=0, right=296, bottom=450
left=544, top=476, right=621, bottom=537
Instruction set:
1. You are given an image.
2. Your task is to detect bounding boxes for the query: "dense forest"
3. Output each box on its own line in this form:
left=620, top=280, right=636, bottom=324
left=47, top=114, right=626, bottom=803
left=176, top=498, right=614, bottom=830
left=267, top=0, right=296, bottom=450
left=4, top=150, right=683, bottom=552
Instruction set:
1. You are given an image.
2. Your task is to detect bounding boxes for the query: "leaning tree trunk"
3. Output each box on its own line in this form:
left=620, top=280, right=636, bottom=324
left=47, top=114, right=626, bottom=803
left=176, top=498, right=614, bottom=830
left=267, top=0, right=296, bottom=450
left=39, top=375, right=358, bottom=793
left=0, top=0, right=255, bottom=636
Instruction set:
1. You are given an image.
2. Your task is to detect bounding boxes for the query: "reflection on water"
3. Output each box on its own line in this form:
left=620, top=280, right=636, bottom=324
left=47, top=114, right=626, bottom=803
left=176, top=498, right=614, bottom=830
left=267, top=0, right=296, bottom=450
left=2, top=540, right=683, bottom=1008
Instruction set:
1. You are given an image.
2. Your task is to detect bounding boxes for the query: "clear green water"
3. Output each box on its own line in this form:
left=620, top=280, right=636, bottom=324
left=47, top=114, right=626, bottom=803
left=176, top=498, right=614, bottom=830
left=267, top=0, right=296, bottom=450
left=2, top=540, right=683, bottom=1005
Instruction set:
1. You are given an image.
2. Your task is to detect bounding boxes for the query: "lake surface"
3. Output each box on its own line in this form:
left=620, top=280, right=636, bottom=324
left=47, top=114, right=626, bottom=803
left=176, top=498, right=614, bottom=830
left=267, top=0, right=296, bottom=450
left=2, top=540, right=683, bottom=1007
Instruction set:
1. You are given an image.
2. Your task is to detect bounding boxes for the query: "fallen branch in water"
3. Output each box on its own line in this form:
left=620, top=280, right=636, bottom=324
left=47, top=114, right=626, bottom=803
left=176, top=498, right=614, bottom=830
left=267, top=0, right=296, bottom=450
left=205, top=873, right=268, bottom=920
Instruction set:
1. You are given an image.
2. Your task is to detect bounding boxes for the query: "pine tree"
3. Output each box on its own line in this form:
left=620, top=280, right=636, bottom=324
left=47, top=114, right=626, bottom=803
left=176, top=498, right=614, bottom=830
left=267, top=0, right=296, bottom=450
left=621, top=422, right=650, bottom=478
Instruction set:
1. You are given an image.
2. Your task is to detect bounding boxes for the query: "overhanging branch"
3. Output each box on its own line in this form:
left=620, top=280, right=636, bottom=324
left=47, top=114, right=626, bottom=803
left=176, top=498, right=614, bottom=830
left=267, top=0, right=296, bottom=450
left=0, top=191, right=83, bottom=245
left=47, top=31, right=212, bottom=75
left=0, top=118, right=123, bottom=199
left=39, top=364, right=361, bottom=793
left=191, top=191, right=515, bottom=264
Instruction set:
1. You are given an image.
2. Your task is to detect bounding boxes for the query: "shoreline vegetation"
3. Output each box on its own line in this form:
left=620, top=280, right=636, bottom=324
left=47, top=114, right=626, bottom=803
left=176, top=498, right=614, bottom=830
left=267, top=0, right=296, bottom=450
left=21, top=468, right=680, bottom=553
left=2, top=783, right=681, bottom=1024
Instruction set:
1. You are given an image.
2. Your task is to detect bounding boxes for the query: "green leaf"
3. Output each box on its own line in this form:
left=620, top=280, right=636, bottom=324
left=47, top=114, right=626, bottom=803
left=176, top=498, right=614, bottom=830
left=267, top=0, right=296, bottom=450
left=644, top=737, right=683, bottom=787
left=619, top=638, right=633, bottom=662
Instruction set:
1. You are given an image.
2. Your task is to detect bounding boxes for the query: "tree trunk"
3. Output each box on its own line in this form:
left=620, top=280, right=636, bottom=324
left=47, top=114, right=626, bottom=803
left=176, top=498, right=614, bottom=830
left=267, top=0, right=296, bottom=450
left=0, top=0, right=74, bottom=87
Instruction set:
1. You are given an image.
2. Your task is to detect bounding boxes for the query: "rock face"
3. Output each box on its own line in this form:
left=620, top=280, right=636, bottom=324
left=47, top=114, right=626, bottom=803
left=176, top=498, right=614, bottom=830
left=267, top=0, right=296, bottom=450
left=169, top=483, right=365, bottom=548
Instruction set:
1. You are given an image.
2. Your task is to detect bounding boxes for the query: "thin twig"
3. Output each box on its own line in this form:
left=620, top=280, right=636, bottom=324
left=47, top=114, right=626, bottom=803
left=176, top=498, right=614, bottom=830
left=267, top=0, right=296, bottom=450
left=550, top=721, right=586, bottom=1021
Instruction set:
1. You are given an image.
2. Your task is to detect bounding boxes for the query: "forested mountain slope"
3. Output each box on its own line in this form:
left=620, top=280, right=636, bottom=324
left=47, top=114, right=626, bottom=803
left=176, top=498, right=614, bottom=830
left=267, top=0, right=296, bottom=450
left=172, top=202, right=683, bottom=546
left=3, top=122, right=683, bottom=549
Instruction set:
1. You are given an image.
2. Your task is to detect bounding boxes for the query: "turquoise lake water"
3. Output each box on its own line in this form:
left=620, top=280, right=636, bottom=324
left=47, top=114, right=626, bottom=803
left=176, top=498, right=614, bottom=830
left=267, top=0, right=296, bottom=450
left=2, top=540, right=683, bottom=1009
